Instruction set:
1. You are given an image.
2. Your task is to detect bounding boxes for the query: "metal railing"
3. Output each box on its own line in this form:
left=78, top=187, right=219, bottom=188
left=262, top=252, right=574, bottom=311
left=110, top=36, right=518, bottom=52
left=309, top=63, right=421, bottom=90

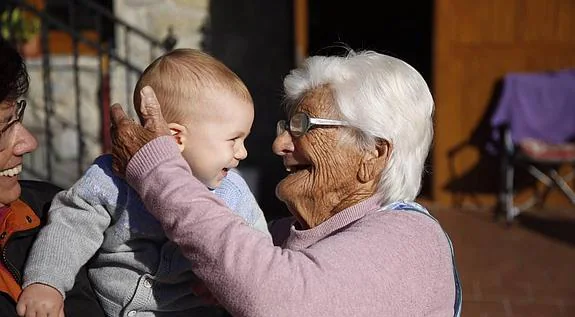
left=1, top=0, right=176, bottom=186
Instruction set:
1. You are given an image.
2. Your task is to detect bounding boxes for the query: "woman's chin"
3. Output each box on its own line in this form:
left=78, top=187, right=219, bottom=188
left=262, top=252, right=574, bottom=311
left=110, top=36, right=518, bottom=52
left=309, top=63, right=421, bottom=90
left=275, top=172, right=307, bottom=202
left=0, top=181, right=21, bottom=206
left=275, top=179, right=295, bottom=203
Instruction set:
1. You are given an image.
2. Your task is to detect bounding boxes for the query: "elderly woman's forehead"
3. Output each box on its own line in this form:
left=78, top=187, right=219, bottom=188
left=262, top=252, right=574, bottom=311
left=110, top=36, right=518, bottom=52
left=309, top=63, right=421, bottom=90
left=293, top=86, right=334, bottom=115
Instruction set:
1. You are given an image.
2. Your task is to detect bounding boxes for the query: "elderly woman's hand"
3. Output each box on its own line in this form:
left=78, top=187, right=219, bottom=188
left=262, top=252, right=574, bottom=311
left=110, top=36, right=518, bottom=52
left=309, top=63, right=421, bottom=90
left=110, top=86, right=170, bottom=176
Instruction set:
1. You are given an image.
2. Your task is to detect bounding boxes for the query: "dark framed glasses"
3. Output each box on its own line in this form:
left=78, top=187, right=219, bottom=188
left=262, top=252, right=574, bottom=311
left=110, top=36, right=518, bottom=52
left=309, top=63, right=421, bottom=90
left=0, top=100, right=26, bottom=135
left=276, top=112, right=349, bottom=138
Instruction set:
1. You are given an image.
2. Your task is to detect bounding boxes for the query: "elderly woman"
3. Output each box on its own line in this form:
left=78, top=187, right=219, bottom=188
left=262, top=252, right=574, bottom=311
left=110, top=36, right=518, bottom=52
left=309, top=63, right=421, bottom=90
left=111, top=50, right=462, bottom=317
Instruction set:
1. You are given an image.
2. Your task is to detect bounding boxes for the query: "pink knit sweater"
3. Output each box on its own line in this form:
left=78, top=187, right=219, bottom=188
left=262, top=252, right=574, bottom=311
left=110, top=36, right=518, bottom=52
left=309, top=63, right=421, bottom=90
left=126, top=136, right=455, bottom=317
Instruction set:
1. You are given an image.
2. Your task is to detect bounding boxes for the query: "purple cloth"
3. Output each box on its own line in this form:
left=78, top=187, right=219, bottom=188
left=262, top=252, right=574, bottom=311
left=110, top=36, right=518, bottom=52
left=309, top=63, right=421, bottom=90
left=491, top=69, right=575, bottom=145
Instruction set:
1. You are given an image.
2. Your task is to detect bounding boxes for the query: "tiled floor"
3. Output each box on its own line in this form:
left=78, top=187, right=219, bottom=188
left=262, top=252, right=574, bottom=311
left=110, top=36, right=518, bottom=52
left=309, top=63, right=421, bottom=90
left=431, top=206, right=575, bottom=317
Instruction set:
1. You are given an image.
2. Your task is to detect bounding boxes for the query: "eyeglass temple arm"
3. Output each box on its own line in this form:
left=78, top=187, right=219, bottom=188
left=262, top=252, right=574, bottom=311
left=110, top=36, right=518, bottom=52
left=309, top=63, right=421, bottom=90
left=308, top=118, right=349, bottom=126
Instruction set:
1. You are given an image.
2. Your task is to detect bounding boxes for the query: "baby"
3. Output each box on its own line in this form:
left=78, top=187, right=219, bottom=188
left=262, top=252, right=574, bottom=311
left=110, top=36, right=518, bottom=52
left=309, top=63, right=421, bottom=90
left=17, top=49, right=269, bottom=317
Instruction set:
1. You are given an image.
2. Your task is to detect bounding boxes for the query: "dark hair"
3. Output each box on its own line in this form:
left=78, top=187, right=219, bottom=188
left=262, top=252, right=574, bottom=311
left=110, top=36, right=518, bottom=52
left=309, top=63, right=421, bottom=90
left=0, top=38, right=29, bottom=102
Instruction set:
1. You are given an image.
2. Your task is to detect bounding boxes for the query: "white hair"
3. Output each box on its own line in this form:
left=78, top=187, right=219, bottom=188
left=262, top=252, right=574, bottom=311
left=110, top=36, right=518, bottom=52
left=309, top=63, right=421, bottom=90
left=283, top=50, right=434, bottom=204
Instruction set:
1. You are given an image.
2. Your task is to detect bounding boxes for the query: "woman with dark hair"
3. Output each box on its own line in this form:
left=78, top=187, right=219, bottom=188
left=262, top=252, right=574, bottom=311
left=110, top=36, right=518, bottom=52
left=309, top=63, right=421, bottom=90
left=0, top=38, right=104, bottom=317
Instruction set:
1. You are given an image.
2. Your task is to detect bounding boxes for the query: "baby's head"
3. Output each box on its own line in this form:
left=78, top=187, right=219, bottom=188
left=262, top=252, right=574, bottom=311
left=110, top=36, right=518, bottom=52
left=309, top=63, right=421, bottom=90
left=134, top=48, right=254, bottom=189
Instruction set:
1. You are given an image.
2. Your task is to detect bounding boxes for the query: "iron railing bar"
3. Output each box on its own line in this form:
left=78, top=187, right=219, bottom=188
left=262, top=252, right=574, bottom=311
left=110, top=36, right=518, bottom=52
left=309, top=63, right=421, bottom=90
left=69, top=0, right=84, bottom=176
left=124, top=27, right=131, bottom=107
left=95, top=9, right=106, bottom=153
left=39, top=16, right=53, bottom=181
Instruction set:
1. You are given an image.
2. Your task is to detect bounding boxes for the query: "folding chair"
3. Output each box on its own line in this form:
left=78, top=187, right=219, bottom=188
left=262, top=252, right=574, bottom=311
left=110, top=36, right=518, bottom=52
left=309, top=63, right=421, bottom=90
left=491, top=69, right=575, bottom=224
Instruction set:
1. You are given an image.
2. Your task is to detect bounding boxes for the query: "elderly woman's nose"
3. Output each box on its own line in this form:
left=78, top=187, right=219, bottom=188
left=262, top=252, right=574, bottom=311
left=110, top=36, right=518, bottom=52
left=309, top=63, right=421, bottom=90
left=272, top=131, right=294, bottom=156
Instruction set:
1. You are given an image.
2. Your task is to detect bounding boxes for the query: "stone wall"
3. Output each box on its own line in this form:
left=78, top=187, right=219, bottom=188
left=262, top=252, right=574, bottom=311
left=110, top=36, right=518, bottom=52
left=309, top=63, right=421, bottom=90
left=23, top=56, right=103, bottom=186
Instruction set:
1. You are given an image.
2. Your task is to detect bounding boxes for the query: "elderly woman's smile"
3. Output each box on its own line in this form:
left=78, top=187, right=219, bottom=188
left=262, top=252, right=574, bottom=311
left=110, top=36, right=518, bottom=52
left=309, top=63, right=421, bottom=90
left=275, top=143, right=314, bottom=201
left=284, top=163, right=310, bottom=173
left=279, top=158, right=313, bottom=188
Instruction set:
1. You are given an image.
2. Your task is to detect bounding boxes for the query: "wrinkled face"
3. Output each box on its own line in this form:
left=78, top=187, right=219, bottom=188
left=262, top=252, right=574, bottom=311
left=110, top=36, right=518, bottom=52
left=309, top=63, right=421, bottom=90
left=0, top=100, right=38, bottom=207
left=181, top=91, right=253, bottom=189
left=273, top=87, right=372, bottom=226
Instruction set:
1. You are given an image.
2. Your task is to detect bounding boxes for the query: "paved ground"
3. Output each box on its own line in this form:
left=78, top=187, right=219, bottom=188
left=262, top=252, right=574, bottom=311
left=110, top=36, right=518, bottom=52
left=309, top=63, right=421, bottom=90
left=431, top=206, right=575, bottom=317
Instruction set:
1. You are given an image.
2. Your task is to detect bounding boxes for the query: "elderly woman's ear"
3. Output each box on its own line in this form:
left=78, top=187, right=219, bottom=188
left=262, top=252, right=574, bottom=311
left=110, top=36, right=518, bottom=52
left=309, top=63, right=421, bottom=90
left=358, top=138, right=391, bottom=183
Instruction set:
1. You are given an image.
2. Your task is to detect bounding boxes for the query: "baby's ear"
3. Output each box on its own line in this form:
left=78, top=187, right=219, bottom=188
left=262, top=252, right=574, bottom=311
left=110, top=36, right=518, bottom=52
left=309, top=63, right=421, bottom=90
left=167, top=122, right=187, bottom=153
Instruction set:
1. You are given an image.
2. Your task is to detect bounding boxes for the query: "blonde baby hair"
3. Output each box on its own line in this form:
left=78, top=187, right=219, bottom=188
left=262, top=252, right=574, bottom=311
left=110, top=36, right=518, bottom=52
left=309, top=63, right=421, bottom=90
left=133, top=48, right=252, bottom=124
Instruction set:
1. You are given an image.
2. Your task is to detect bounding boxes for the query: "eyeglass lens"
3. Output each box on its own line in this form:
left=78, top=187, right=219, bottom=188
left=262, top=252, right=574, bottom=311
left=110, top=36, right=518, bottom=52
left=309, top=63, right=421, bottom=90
left=289, top=113, right=308, bottom=137
left=276, top=120, right=286, bottom=136
left=0, top=100, right=26, bottom=135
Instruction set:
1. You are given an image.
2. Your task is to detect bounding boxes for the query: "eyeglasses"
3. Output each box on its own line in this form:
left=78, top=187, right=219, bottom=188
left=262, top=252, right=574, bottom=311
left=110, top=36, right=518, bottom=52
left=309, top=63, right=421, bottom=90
left=0, top=100, right=27, bottom=144
left=276, top=112, right=349, bottom=138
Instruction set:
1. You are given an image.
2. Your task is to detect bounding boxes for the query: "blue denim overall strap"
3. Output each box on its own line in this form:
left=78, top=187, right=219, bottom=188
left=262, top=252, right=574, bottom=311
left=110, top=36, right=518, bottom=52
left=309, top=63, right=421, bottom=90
left=383, top=201, right=462, bottom=317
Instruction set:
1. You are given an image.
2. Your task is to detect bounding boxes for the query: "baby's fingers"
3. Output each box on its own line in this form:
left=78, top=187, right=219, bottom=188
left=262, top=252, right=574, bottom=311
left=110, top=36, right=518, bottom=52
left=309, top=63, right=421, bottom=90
left=15, top=299, right=27, bottom=316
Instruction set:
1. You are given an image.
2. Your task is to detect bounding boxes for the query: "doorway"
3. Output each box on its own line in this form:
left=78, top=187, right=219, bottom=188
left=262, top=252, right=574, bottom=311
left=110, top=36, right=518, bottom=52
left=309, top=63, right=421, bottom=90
left=307, top=0, right=434, bottom=199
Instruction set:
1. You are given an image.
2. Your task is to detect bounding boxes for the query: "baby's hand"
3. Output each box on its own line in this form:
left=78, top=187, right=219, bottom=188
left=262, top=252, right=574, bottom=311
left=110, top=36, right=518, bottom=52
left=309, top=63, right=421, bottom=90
left=16, top=283, right=64, bottom=317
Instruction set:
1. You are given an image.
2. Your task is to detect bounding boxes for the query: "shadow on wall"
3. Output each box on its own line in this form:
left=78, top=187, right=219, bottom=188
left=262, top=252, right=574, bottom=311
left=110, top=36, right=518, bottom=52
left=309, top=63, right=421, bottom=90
left=443, top=79, right=537, bottom=208
left=201, top=0, right=294, bottom=221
